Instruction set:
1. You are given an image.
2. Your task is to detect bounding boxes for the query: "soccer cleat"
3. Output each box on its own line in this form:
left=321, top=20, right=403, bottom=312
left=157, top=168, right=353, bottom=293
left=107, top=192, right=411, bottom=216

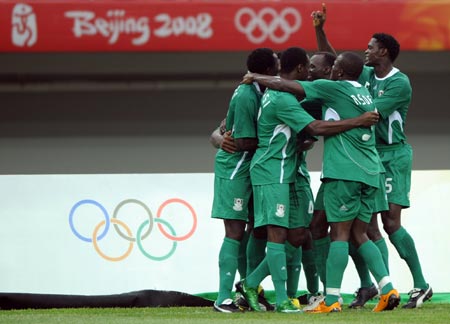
left=213, top=298, right=241, bottom=313
left=257, top=285, right=275, bottom=311
left=349, top=284, right=379, bottom=308
left=289, top=297, right=301, bottom=309
left=234, top=292, right=250, bottom=311
left=302, top=294, right=325, bottom=312
left=297, top=293, right=309, bottom=305
left=372, top=289, right=400, bottom=312
left=276, top=299, right=302, bottom=313
left=402, top=285, right=433, bottom=309
left=235, top=280, right=262, bottom=311
left=304, top=300, right=341, bottom=313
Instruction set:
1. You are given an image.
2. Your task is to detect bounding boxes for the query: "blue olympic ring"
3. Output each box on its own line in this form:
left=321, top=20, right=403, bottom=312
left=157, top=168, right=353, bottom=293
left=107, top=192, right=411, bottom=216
left=69, top=199, right=110, bottom=242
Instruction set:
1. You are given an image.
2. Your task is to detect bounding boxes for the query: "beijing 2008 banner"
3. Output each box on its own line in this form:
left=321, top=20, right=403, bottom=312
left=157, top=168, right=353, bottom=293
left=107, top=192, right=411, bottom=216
left=0, top=0, right=448, bottom=52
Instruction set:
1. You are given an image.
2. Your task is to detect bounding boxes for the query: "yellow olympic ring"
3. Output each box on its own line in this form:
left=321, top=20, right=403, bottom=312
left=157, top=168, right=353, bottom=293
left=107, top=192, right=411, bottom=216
left=92, top=218, right=133, bottom=262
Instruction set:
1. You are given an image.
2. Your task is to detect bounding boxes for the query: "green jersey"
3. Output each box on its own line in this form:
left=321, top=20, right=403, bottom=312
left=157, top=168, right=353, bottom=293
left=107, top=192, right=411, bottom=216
left=299, top=79, right=383, bottom=188
left=214, top=83, right=262, bottom=180
left=296, top=151, right=311, bottom=184
left=250, top=89, right=315, bottom=185
left=359, top=66, right=412, bottom=149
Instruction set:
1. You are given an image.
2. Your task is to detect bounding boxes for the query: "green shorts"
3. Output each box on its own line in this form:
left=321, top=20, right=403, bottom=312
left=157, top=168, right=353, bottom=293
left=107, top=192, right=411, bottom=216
left=290, top=176, right=314, bottom=228
left=211, top=175, right=252, bottom=221
left=378, top=144, right=412, bottom=208
left=314, top=182, right=325, bottom=211
left=252, top=183, right=290, bottom=228
left=323, top=179, right=376, bottom=223
left=373, top=174, right=389, bottom=213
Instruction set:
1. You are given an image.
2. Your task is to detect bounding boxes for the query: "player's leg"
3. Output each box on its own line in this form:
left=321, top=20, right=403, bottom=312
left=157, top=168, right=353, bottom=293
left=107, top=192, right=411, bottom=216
left=349, top=179, right=389, bottom=308
left=351, top=184, right=399, bottom=312
left=381, top=145, right=432, bottom=308
left=288, top=179, right=317, bottom=305
left=310, top=183, right=330, bottom=294
left=306, top=179, right=360, bottom=313
left=212, top=177, right=250, bottom=312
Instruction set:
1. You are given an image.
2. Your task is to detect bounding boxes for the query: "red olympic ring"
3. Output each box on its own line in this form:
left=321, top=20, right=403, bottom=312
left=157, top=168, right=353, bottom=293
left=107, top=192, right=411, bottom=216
left=156, top=198, right=197, bottom=241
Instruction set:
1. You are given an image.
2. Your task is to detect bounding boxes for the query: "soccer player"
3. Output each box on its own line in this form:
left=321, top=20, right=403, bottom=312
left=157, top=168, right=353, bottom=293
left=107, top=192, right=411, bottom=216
left=312, top=4, right=433, bottom=309
left=235, top=47, right=381, bottom=313
left=211, top=48, right=279, bottom=313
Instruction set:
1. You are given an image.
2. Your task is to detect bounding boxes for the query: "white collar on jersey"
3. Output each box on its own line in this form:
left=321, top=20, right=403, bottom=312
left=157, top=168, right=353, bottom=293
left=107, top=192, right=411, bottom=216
left=375, top=67, right=400, bottom=81
left=253, top=81, right=263, bottom=94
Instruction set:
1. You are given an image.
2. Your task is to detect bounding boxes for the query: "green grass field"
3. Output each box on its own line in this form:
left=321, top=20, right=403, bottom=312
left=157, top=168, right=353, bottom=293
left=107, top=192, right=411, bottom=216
left=1, top=303, right=449, bottom=324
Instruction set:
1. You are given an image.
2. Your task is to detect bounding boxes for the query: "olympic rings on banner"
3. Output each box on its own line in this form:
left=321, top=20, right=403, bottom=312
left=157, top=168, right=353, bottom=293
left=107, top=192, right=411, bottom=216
left=157, top=198, right=197, bottom=241
left=69, top=199, right=110, bottom=242
left=93, top=218, right=133, bottom=262
left=137, top=219, right=177, bottom=261
left=112, top=199, right=154, bottom=242
left=235, top=7, right=301, bottom=44
left=68, top=198, right=197, bottom=262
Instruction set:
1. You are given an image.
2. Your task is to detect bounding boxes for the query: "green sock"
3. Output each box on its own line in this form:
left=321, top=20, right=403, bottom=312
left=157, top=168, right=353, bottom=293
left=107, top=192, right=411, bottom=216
left=358, top=240, right=393, bottom=295
left=217, top=237, right=240, bottom=304
left=349, top=242, right=373, bottom=288
left=285, top=242, right=302, bottom=298
left=246, top=258, right=269, bottom=289
left=246, top=235, right=267, bottom=275
left=389, top=227, right=427, bottom=289
left=374, top=238, right=390, bottom=274
left=237, top=231, right=250, bottom=279
left=267, top=242, right=288, bottom=305
left=302, top=248, right=319, bottom=295
left=312, top=235, right=330, bottom=293
left=325, top=241, right=348, bottom=306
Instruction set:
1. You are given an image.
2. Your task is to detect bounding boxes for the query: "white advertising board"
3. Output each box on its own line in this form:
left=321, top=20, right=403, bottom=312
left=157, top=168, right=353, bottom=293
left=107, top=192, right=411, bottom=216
left=0, top=171, right=448, bottom=295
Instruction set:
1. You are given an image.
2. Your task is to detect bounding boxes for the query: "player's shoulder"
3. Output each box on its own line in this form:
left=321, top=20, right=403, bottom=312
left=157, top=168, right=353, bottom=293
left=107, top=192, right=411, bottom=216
left=387, top=68, right=412, bottom=88
left=232, top=83, right=259, bottom=100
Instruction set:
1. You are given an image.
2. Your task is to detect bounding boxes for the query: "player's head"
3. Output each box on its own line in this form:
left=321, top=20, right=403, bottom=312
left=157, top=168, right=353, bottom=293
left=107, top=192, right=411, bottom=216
left=247, top=48, right=279, bottom=76
left=365, top=33, right=400, bottom=65
left=331, top=51, right=364, bottom=81
left=308, top=51, right=337, bottom=81
left=279, top=47, right=310, bottom=81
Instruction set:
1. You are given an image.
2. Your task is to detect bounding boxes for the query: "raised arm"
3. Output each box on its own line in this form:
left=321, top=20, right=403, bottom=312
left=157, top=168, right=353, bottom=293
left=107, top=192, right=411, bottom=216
left=305, top=111, right=379, bottom=136
left=242, top=73, right=306, bottom=100
left=311, top=3, right=337, bottom=56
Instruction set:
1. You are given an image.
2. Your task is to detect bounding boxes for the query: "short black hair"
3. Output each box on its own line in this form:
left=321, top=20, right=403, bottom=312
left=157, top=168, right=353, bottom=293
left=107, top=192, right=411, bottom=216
left=372, top=33, right=400, bottom=62
left=339, top=51, right=364, bottom=80
left=314, top=51, right=337, bottom=67
left=247, top=48, right=277, bottom=74
left=279, top=47, right=308, bottom=74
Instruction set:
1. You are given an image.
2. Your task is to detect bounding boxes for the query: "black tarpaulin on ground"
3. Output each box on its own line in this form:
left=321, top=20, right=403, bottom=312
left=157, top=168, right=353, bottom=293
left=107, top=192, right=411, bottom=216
left=0, top=290, right=214, bottom=310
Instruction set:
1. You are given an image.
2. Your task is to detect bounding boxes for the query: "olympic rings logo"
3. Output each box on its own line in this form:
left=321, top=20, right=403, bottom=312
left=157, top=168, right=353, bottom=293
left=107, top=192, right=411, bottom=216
left=235, top=7, right=301, bottom=44
left=69, top=198, right=197, bottom=262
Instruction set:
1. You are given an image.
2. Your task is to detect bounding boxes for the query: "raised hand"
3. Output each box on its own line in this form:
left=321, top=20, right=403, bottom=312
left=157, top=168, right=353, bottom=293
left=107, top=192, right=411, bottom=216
left=311, top=3, right=327, bottom=28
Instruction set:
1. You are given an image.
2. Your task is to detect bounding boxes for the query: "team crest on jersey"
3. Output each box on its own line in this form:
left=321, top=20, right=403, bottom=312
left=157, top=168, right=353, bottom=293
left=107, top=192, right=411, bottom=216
left=233, top=198, right=244, bottom=211
left=275, top=204, right=285, bottom=217
left=378, top=90, right=384, bottom=97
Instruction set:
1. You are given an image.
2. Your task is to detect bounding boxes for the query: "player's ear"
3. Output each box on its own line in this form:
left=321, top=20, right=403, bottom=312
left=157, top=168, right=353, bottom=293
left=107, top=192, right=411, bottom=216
left=379, top=47, right=389, bottom=58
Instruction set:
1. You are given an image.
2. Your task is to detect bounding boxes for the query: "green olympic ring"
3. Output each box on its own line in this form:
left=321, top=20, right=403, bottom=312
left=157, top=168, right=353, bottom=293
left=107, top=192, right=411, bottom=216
left=136, top=218, right=177, bottom=261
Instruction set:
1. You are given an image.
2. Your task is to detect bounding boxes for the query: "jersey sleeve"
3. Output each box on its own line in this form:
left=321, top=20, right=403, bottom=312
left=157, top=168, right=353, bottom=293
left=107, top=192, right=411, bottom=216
left=232, top=90, right=258, bottom=139
left=277, top=95, right=315, bottom=133
left=297, top=79, right=334, bottom=102
left=373, top=77, right=412, bottom=119
left=358, top=65, right=374, bottom=87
